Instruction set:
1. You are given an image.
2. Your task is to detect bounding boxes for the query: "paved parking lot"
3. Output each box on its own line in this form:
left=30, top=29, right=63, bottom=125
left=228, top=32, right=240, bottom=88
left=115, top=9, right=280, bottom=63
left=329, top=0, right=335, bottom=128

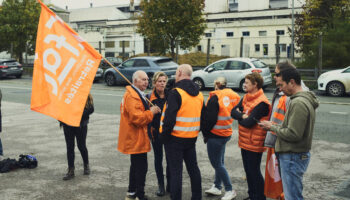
left=0, top=100, right=350, bottom=200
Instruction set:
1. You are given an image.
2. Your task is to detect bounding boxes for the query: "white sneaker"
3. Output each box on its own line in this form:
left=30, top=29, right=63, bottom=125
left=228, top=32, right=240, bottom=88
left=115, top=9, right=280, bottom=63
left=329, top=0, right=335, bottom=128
left=205, top=184, right=222, bottom=196
left=221, top=190, right=237, bottom=200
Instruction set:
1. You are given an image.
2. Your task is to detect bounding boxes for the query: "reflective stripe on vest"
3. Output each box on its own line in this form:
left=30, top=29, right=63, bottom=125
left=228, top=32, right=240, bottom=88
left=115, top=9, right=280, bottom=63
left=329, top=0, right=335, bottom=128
left=271, top=95, right=287, bottom=124
left=208, top=88, right=240, bottom=137
left=159, top=88, right=203, bottom=138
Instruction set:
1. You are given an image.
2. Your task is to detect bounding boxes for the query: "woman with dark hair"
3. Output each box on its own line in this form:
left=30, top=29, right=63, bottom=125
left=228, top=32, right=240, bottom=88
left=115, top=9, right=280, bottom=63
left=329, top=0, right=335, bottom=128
left=146, top=72, right=170, bottom=196
left=61, top=93, right=94, bottom=180
left=231, top=72, right=271, bottom=200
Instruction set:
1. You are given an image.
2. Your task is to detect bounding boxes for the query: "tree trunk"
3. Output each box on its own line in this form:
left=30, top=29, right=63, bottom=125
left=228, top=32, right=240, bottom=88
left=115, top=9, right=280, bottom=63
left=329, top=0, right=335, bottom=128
left=170, top=39, right=175, bottom=60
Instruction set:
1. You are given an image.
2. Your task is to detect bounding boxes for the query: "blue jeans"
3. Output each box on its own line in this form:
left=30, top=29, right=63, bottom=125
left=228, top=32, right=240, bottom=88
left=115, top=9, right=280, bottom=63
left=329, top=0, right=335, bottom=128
left=278, top=152, right=310, bottom=200
left=207, top=137, right=233, bottom=191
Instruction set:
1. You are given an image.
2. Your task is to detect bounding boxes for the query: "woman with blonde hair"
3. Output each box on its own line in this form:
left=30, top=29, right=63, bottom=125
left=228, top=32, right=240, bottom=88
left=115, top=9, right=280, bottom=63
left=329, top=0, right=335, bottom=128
left=202, top=77, right=240, bottom=200
left=146, top=72, right=170, bottom=196
left=61, top=93, right=94, bottom=180
left=231, top=73, right=271, bottom=200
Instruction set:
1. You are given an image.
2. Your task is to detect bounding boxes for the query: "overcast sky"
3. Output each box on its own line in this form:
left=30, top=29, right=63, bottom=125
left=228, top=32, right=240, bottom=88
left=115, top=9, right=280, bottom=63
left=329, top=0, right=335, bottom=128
left=0, top=0, right=139, bottom=10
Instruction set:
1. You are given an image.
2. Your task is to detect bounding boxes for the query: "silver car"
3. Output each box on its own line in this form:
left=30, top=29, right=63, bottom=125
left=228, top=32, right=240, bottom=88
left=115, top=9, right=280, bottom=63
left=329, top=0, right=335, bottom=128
left=191, top=58, right=272, bottom=90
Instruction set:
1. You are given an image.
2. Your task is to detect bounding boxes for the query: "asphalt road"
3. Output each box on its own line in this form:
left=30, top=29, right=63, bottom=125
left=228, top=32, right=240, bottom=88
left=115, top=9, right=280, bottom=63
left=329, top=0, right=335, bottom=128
left=1, top=76, right=350, bottom=144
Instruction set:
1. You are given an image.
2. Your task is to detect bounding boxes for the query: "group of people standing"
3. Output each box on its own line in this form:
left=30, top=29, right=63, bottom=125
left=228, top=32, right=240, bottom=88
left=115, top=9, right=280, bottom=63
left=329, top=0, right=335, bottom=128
left=57, top=60, right=318, bottom=200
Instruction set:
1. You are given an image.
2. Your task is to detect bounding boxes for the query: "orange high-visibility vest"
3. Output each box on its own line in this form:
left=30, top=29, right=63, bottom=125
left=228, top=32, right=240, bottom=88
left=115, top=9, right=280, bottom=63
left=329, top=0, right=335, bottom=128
left=160, top=88, right=203, bottom=138
left=271, top=95, right=288, bottom=124
left=238, top=89, right=271, bottom=153
left=264, top=94, right=288, bottom=200
left=207, top=89, right=240, bottom=137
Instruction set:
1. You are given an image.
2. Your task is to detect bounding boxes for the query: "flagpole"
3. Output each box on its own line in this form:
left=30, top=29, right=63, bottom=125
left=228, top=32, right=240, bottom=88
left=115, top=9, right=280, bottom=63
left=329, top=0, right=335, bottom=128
left=102, top=57, right=155, bottom=106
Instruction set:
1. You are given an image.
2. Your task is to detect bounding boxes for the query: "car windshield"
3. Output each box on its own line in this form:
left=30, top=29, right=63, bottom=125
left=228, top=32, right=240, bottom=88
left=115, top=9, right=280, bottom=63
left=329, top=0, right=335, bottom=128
left=154, top=59, right=177, bottom=67
left=252, top=60, right=267, bottom=68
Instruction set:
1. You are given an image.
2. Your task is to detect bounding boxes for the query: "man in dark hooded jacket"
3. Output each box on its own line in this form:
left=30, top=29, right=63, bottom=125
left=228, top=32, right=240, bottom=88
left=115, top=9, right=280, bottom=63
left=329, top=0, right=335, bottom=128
left=160, top=64, right=204, bottom=200
left=259, top=67, right=319, bottom=200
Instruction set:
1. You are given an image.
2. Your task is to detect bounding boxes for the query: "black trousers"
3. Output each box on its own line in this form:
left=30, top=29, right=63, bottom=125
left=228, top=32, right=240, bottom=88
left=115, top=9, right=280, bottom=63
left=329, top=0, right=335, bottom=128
left=165, top=140, right=202, bottom=200
left=128, top=153, right=148, bottom=198
left=63, top=125, right=89, bottom=168
left=241, top=149, right=266, bottom=200
left=151, top=136, right=170, bottom=188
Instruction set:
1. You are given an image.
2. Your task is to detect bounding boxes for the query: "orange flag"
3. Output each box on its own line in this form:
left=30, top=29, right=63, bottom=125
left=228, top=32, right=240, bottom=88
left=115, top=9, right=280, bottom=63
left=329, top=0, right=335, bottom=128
left=264, top=147, right=284, bottom=199
left=31, top=0, right=102, bottom=127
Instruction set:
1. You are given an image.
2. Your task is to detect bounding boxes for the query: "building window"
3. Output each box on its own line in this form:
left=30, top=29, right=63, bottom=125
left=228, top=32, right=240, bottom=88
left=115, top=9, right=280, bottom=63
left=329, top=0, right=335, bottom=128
left=263, top=44, right=268, bottom=55
left=119, top=52, right=130, bottom=57
left=226, top=32, right=234, bottom=37
left=119, top=41, right=130, bottom=48
left=276, top=30, right=285, bottom=35
left=255, top=44, right=260, bottom=52
left=259, top=31, right=267, bottom=36
left=242, top=31, right=250, bottom=36
left=105, top=41, right=115, bottom=48
left=205, top=33, right=212, bottom=37
left=197, top=45, right=202, bottom=51
left=280, top=44, right=287, bottom=52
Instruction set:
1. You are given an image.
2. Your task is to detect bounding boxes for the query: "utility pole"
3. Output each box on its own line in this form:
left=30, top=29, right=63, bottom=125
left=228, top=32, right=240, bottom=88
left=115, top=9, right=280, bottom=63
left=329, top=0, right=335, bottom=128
left=206, top=38, right=210, bottom=66
left=240, top=37, right=244, bottom=57
left=291, top=0, right=295, bottom=62
left=318, top=33, right=323, bottom=78
left=276, top=35, right=280, bottom=64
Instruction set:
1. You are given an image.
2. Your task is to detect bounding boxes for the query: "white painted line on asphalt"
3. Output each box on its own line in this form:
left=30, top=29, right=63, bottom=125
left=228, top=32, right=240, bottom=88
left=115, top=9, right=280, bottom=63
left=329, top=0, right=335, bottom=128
left=1, top=85, right=31, bottom=90
left=329, top=111, right=348, bottom=115
left=92, top=92, right=124, bottom=97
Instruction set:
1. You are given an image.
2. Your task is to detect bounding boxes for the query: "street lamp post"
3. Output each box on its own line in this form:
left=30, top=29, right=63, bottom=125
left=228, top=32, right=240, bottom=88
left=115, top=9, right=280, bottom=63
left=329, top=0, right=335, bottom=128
left=291, top=0, right=295, bottom=62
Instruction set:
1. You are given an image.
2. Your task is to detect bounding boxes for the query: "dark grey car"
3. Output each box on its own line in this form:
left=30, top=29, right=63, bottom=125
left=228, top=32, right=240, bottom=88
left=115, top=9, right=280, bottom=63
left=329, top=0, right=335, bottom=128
left=0, top=59, right=23, bottom=79
left=103, top=56, right=178, bottom=88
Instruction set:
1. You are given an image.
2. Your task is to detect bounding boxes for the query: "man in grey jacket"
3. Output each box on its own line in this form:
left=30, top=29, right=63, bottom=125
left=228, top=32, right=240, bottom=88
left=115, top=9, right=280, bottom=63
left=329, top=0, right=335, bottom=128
left=259, top=67, right=319, bottom=200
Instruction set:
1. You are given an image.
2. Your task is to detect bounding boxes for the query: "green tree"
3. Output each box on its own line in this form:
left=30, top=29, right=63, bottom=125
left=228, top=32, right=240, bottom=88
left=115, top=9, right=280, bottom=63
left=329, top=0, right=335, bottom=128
left=295, top=0, right=350, bottom=68
left=0, top=0, right=40, bottom=63
left=137, top=0, right=207, bottom=59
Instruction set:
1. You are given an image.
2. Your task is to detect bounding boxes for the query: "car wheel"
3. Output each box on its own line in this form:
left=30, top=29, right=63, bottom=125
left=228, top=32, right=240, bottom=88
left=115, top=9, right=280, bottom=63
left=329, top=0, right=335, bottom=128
left=193, top=78, right=204, bottom=90
left=16, top=74, right=22, bottom=78
left=105, top=73, right=116, bottom=86
left=326, top=81, right=344, bottom=97
left=239, top=80, right=245, bottom=91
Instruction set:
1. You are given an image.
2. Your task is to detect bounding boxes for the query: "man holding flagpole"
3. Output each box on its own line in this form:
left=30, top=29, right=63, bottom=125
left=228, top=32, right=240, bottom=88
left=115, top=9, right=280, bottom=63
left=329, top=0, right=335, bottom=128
left=118, top=70, right=161, bottom=200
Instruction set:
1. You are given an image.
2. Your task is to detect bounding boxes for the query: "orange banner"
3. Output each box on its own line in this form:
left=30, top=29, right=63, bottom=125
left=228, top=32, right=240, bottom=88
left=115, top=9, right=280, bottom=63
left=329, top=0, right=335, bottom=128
left=31, top=0, right=101, bottom=127
left=264, top=147, right=284, bottom=199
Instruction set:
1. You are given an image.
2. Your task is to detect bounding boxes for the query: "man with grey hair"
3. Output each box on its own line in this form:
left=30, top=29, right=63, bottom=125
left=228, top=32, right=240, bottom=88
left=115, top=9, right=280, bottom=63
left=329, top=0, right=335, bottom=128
left=118, top=70, right=161, bottom=200
left=160, top=64, right=204, bottom=200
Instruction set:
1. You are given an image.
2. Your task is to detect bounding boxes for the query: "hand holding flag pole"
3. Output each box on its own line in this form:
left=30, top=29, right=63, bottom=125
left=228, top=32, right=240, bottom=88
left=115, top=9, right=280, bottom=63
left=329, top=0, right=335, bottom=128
left=103, top=58, right=159, bottom=141
left=102, top=57, right=155, bottom=107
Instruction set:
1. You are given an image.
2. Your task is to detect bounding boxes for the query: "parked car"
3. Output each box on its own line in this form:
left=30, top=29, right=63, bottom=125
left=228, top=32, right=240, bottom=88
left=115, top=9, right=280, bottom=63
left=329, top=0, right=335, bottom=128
left=103, top=56, right=178, bottom=88
left=191, top=58, right=272, bottom=90
left=100, top=57, right=123, bottom=67
left=0, top=58, right=23, bottom=79
left=94, top=67, right=104, bottom=82
left=317, top=66, right=350, bottom=97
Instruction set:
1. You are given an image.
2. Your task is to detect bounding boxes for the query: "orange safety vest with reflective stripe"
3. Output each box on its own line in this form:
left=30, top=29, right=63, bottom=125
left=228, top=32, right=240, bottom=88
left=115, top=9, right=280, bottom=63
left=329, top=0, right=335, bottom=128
left=238, top=89, right=271, bottom=153
left=271, top=95, right=288, bottom=124
left=207, top=88, right=240, bottom=137
left=264, top=94, right=288, bottom=200
left=160, top=88, right=203, bottom=138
